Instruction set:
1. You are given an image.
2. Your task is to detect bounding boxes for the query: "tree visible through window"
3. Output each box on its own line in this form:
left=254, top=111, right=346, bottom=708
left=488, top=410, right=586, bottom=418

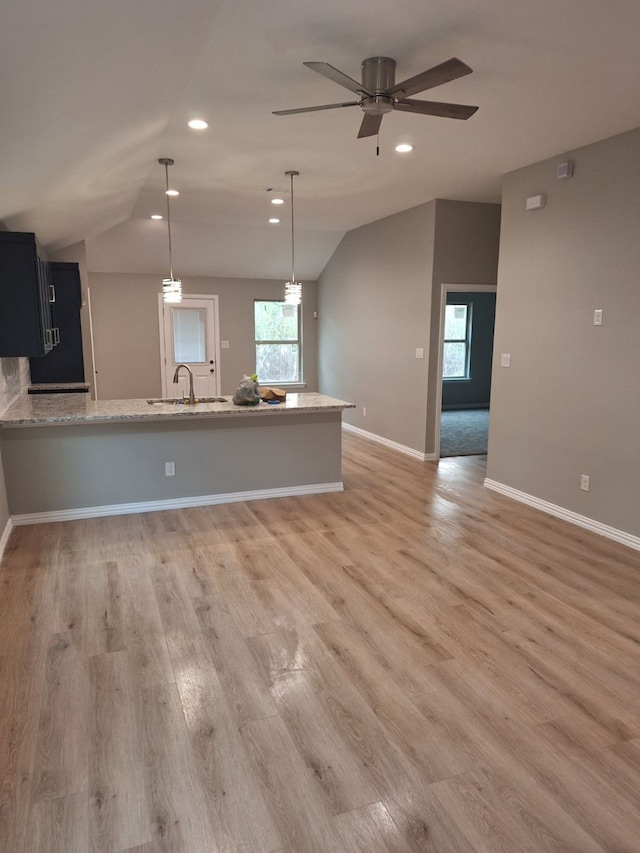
left=443, top=303, right=472, bottom=378
left=254, top=300, right=301, bottom=383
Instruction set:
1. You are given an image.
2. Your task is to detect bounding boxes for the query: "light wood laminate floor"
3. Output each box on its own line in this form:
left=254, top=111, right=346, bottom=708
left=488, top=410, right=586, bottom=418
left=1, top=433, right=639, bottom=852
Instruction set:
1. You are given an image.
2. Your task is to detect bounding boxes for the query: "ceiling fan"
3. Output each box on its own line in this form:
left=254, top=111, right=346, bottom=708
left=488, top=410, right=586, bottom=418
left=273, top=56, right=478, bottom=138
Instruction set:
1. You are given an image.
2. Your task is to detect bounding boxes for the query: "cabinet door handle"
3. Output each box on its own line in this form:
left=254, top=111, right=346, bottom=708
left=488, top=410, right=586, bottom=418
left=53, top=327, right=60, bottom=345
left=46, top=328, right=53, bottom=349
left=49, top=284, right=56, bottom=303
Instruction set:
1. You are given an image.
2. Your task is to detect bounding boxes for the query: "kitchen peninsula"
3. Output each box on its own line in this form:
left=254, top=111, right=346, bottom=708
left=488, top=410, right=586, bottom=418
left=1, top=392, right=354, bottom=522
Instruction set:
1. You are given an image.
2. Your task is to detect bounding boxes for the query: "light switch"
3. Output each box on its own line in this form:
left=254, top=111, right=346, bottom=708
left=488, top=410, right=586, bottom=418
left=593, top=309, right=603, bottom=326
left=221, top=340, right=230, bottom=349
left=415, top=348, right=424, bottom=359
left=500, top=353, right=511, bottom=367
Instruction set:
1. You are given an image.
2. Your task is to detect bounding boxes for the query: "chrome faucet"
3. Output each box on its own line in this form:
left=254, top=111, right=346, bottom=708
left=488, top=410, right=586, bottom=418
left=173, top=363, right=196, bottom=404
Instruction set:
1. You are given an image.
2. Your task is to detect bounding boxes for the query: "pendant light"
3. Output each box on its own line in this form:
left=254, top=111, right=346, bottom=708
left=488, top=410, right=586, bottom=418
left=159, top=157, right=182, bottom=303
left=284, top=169, right=302, bottom=305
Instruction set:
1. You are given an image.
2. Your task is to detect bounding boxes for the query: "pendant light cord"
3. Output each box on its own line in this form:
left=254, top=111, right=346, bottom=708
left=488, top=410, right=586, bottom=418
left=164, top=161, right=175, bottom=281
left=283, top=170, right=301, bottom=304
left=289, top=170, right=296, bottom=285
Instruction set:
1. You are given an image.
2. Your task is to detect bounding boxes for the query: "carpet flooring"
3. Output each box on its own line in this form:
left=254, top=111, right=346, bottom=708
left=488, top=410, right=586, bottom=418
left=440, top=407, right=490, bottom=457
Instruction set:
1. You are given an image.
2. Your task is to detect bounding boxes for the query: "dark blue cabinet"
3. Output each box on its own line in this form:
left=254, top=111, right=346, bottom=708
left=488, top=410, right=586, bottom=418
left=0, top=231, right=54, bottom=357
left=29, top=262, right=85, bottom=383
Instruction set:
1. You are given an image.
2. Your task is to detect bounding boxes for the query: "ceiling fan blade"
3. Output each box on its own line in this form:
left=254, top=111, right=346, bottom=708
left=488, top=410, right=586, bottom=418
left=357, top=113, right=383, bottom=138
left=304, top=61, right=372, bottom=96
left=388, top=57, right=473, bottom=98
left=394, top=98, right=479, bottom=120
left=273, top=101, right=359, bottom=116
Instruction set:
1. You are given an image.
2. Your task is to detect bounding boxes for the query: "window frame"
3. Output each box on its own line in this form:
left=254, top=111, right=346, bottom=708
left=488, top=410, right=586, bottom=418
left=442, top=302, right=473, bottom=381
left=253, top=299, right=302, bottom=385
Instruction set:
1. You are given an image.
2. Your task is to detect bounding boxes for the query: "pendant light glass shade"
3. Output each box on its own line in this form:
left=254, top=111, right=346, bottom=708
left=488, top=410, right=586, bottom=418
left=284, top=281, right=302, bottom=304
left=162, top=278, right=182, bottom=302
left=284, top=170, right=301, bottom=305
left=159, top=158, right=182, bottom=303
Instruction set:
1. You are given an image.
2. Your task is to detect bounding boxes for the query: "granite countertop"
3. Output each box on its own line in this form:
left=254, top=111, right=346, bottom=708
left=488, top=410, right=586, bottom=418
left=1, top=392, right=355, bottom=427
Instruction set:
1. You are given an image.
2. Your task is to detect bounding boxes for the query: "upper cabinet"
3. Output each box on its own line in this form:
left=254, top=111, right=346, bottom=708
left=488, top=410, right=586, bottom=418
left=0, top=231, right=54, bottom=357
left=29, top=262, right=85, bottom=384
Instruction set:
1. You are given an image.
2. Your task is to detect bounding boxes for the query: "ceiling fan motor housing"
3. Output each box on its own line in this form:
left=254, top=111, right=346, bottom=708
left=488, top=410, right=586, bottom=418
left=360, top=56, right=397, bottom=115
left=361, top=56, right=396, bottom=91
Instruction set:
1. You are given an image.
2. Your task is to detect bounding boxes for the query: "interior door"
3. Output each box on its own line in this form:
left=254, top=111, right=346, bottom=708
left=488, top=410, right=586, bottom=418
left=160, top=295, right=220, bottom=399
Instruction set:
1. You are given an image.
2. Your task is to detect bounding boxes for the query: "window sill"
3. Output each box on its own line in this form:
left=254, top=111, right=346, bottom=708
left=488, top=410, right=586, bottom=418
left=262, top=381, right=307, bottom=390
left=443, top=377, right=472, bottom=383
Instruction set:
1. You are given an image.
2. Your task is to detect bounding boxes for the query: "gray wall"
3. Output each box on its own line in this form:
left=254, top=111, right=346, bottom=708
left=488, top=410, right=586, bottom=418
left=487, top=127, right=640, bottom=538
left=3, top=412, right=342, bottom=515
left=318, top=202, right=436, bottom=452
left=88, top=273, right=318, bottom=400
left=318, top=199, right=500, bottom=455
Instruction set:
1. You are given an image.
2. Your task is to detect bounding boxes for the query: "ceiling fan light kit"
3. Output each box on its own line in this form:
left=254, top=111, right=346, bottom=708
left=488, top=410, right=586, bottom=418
left=273, top=55, right=478, bottom=139
left=158, top=157, right=182, bottom=303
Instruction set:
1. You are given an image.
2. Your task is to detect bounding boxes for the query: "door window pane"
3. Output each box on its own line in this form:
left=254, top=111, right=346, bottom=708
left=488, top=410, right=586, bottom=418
left=172, top=308, right=206, bottom=363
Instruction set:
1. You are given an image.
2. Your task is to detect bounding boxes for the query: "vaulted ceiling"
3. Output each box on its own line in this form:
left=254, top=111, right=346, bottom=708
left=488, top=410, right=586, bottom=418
left=1, top=0, right=639, bottom=280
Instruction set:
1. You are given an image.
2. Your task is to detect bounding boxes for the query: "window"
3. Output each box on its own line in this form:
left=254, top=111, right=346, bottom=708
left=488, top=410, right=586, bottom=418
left=254, top=300, right=301, bottom=383
left=172, top=307, right=206, bottom=363
left=443, top=303, right=472, bottom=379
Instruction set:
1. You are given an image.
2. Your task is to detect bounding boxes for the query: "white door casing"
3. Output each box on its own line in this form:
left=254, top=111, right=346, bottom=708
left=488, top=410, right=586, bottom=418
left=159, top=294, right=221, bottom=399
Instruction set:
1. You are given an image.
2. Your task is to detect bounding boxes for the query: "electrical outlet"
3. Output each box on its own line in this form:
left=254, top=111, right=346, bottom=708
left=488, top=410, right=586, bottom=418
left=580, top=474, right=590, bottom=491
left=165, top=461, right=175, bottom=477
left=593, top=309, right=603, bottom=326
left=500, top=353, right=511, bottom=367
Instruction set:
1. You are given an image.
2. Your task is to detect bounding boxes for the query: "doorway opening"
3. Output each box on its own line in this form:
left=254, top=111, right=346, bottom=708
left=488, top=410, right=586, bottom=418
left=158, top=294, right=221, bottom=399
left=435, top=284, right=497, bottom=458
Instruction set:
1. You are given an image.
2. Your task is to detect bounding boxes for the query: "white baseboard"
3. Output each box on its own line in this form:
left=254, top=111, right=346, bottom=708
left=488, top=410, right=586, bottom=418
left=484, top=478, right=640, bottom=553
left=343, top=422, right=436, bottom=462
left=0, top=516, right=14, bottom=561
left=10, top=482, right=344, bottom=526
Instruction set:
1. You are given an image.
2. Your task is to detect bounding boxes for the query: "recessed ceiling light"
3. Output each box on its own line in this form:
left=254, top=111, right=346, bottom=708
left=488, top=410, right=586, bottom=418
left=269, top=218, right=280, bottom=224
left=271, top=197, right=285, bottom=205
left=395, top=143, right=413, bottom=153
left=188, top=119, right=208, bottom=130
left=151, top=214, right=163, bottom=220
left=165, top=189, right=179, bottom=197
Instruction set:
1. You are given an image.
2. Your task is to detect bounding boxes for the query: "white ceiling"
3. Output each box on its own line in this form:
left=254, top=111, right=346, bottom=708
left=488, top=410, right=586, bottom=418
left=1, top=0, right=639, bottom=280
